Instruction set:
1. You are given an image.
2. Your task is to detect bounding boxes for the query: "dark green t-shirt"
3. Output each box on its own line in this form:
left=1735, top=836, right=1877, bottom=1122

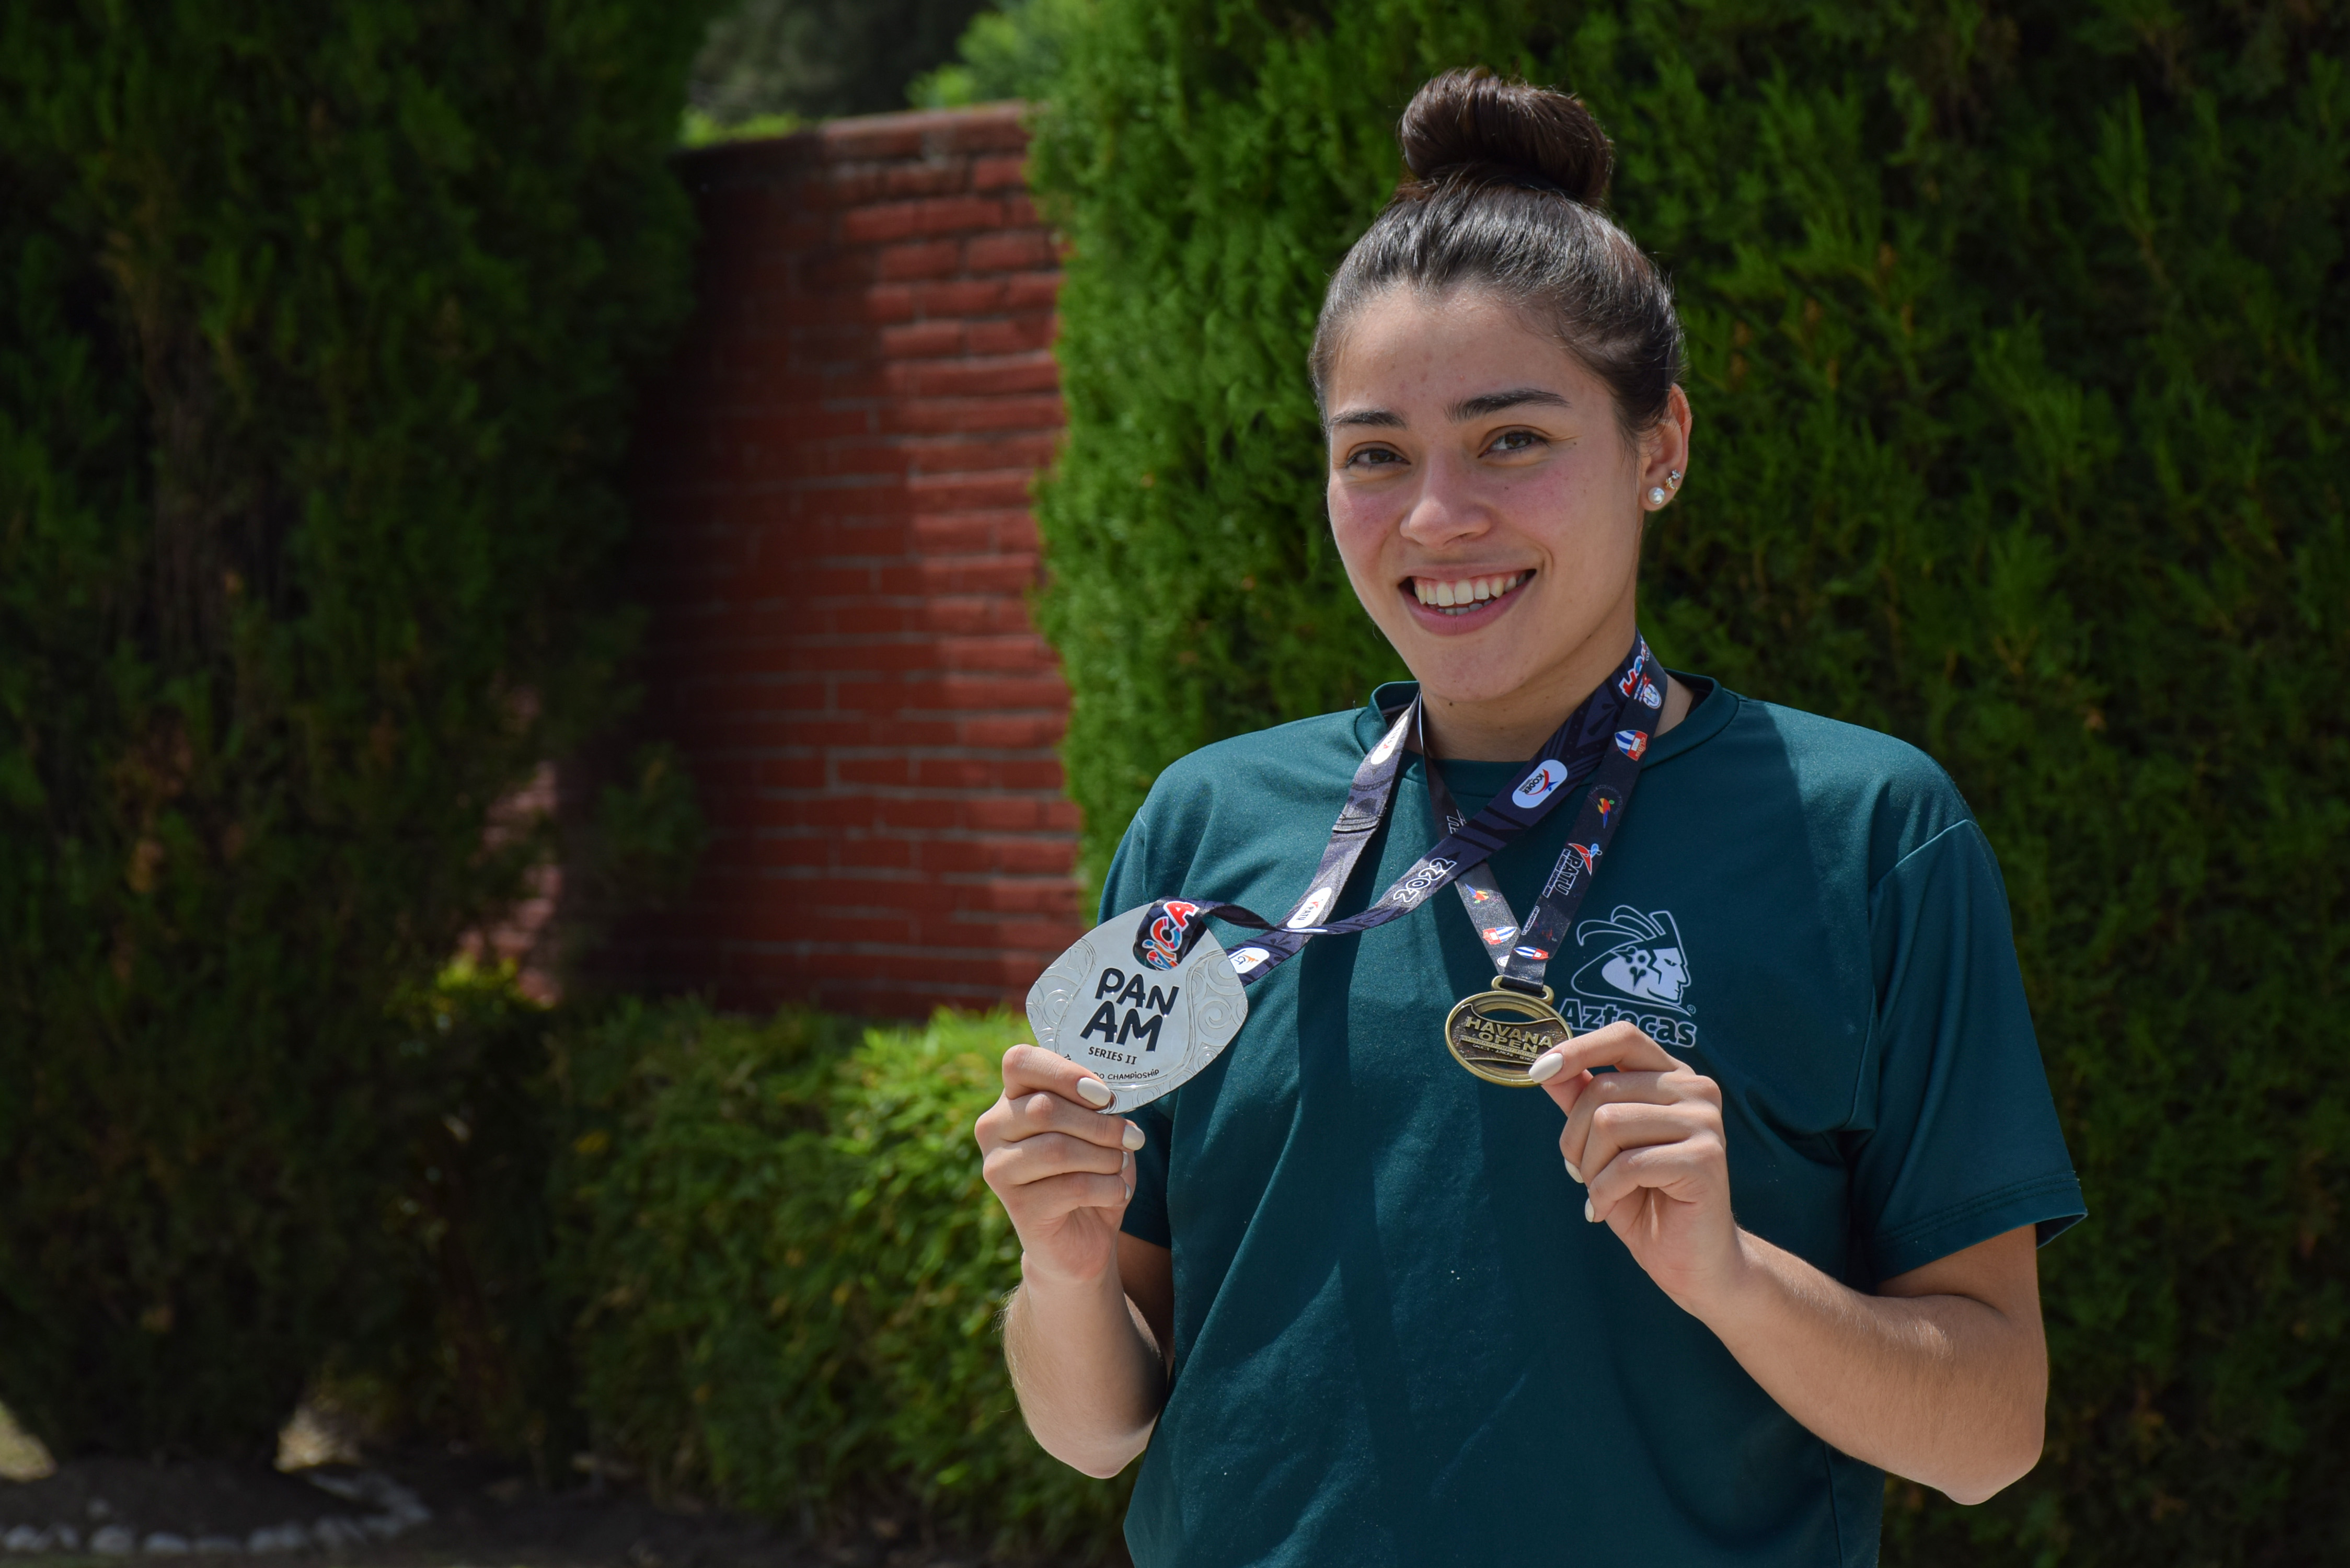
left=1104, top=676, right=2083, bottom=1568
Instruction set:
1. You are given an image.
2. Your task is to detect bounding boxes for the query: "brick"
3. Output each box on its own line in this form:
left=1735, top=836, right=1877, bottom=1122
left=958, top=715, right=1066, bottom=750
left=906, top=430, right=1061, bottom=472
left=971, top=154, right=1029, bottom=192
left=835, top=837, right=917, bottom=870
left=609, top=105, right=1088, bottom=1021
left=958, top=880, right=1085, bottom=916
left=902, top=474, right=1036, bottom=515
left=907, top=516, right=1000, bottom=553
left=896, top=351, right=1060, bottom=398
left=842, top=195, right=1000, bottom=245
left=905, top=277, right=1010, bottom=317
left=754, top=755, right=830, bottom=790
left=964, top=314, right=1057, bottom=355
left=819, top=119, right=930, bottom=162
left=876, top=239, right=963, bottom=281
left=1004, top=271, right=1062, bottom=311
left=935, top=674, right=1069, bottom=710
left=884, top=394, right=1066, bottom=436
left=965, top=230, right=1057, bottom=273
left=879, top=319, right=966, bottom=359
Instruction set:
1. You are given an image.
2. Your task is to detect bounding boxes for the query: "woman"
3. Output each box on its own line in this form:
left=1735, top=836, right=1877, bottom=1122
left=976, top=68, right=2082, bottom=1567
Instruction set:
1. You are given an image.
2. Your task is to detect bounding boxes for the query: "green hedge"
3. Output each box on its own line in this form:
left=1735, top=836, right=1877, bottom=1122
left=551, top=1002, right=1131, bottom=1557
left=0, top=2, right=711, bottom=1457
left=1030, top=2, right=2349, bottom=1563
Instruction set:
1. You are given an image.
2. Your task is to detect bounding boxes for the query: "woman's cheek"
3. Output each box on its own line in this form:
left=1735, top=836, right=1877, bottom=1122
left=1327, top=483, right=1393, bottom=576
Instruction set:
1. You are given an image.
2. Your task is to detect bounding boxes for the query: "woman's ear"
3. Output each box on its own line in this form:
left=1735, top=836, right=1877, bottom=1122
left=1638, top=386, right=1694, bottom=512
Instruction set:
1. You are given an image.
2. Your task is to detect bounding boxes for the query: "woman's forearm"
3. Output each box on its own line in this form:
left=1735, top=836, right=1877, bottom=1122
left=1689, top=1228, right=2045, bottom=1503
left=1004, top=1255, right=1166, bottom=1478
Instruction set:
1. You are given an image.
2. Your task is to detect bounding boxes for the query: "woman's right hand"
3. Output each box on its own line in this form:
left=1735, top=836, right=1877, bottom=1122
left=975, top=1044, right=1144, bottom=1287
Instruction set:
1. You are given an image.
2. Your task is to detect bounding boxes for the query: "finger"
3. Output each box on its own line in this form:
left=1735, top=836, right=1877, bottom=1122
left=1534, top=1020, right=1684, bottom=1086
left=1584, top=1135, right=1721, bottom=1228
left=1575, top=1101, right=1716, bottom=1194
left=1001, top=1041, right=1116, bottom=1109
left=983, top=1085, right=1143, bottom=1153
left=994, top=1168, right=1133, bottom=1227
left=984, top=1130, right=1129, bottom=1192
left=1557, top=1070, right=1675, bottom=1176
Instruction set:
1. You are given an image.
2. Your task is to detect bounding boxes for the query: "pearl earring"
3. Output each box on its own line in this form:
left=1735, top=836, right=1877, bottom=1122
left=1647, top=486, right=1667, bottom=506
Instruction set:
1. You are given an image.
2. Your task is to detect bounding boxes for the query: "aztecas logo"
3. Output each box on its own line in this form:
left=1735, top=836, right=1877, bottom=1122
left=1570, top=906, right=1694, bottom=1016
left=1134, top=900, right=1202, bottom=972
left=1614, top=730, right=1648, bottom=761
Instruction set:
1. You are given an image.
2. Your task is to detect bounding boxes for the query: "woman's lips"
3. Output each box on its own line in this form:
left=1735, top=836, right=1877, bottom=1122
left=1400, top=570, right=1533, bottom=632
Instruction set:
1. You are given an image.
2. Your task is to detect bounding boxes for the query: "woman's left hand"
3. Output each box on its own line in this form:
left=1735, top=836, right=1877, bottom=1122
left=1536, top=1021, right=1742, bottom=1312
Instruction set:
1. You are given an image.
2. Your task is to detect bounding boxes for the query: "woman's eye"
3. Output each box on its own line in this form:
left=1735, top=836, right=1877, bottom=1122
left=1487, top=429, right=1545, bottom=455
left=1343, top=444, right=1406, bottom=470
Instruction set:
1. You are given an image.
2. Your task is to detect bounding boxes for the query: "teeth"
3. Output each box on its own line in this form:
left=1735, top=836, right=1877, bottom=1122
left=1412, top=572, right=1526, bottom=612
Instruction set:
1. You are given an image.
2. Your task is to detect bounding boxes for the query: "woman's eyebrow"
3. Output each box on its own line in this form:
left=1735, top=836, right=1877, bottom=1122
left=1449, top=387, right=1571, bottom=420
left=1328, top=407, right=1407, bottom=429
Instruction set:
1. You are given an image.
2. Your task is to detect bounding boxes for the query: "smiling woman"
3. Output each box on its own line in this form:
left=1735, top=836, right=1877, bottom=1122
left=977, top=68, right=2084, bottom=1568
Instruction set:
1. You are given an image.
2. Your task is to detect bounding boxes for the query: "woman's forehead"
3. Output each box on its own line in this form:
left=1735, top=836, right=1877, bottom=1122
left=1322, top=287, right=1598, bottom=416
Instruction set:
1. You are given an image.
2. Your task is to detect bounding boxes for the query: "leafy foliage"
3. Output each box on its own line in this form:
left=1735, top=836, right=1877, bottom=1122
left=0, top=1, right=711, bottom=1457
left=911, top=0, right=1097, bottom=108
left=689, top=0, right=996, bottom=123
left=554, top=1002, right=1131, bottom=1556
left=1029, top=2, right=2350, bottom=1562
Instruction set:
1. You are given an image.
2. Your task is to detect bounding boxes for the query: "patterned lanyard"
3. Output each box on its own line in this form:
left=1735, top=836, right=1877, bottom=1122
left=1417, top=652, right=1657, bottom=997
left=1133, top=635, right=1660, bottom=987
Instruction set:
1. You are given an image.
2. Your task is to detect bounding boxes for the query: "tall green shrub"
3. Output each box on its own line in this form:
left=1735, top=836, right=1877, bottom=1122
left=555, top=1004, right=1130, bottom=1557
left=1030, top=2, right=2349, bottom=1562
left=0, top=1, right=712, bottom=1457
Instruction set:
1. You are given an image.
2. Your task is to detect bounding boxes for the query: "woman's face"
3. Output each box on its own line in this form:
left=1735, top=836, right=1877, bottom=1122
left=1323, top=287, right=1686, bottom=719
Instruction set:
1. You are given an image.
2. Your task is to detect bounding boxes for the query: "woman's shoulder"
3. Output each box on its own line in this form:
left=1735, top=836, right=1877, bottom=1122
left=1142, top=708, right=1375, bottom=821
left=1707, top=693, right=1983, bottom=879
left=1105, top=708, right=1375, bottom=912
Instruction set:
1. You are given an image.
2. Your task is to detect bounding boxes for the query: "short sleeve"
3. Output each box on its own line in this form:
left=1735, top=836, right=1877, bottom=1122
left=1099, top=813, right=1177, bottom=1250
left=1849, top=820, right=2084, bottom=1281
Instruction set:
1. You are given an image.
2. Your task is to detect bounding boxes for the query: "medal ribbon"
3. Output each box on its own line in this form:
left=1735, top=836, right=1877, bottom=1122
left=1133, top=635, right=1662, bottom=989
left=1421, top=655, right=1657, bottom=992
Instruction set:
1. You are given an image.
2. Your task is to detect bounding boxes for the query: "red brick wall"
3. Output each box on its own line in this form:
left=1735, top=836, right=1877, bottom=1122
left=615, top=106, right=1084, bottom=1020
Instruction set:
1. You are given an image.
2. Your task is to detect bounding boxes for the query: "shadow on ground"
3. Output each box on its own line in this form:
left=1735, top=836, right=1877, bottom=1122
left=0, top=1446, right=1124, bottom=1568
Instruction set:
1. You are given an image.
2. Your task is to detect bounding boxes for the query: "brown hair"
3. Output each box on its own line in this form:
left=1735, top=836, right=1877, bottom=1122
left=1310, top=68, right=1685, bottom=437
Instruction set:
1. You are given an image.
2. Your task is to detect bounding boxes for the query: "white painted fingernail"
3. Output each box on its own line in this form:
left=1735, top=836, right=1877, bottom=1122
left=1564, top=1159, right=1583, bottom=1184
left=1583, top=1197, right=1596, bottom=1223
left=1075, top=1077, right=1113, bottom=1108
left=1122, top=1121, right=1146, bottom=1150
left=1527, top=1052, right=1564, bottom=1085
left=1125, top=1183, right=1134, bottom=1202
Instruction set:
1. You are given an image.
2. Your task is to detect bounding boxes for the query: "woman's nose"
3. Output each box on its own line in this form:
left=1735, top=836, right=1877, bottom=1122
left=1398, top=455, right=1490, bottom=548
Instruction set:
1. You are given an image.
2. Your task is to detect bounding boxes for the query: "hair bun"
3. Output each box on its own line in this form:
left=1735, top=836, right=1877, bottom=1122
left=1397, top=67, right=1612, bottom=207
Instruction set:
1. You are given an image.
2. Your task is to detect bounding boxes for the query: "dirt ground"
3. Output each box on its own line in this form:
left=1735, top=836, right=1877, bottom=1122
left=0, top=1448, right=1121, bottom=1568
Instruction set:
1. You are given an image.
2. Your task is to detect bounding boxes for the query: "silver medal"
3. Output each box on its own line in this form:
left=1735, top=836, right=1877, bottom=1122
left=1024, top=902, right=1249, bottom=1113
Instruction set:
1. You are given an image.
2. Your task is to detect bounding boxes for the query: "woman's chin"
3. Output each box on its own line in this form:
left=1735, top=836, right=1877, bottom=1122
left=1399, top=658, right=1539, bottom=711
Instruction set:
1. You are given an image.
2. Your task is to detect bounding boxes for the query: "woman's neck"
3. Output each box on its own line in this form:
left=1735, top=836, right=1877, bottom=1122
left=1420, top=649, right=1690, bottom=762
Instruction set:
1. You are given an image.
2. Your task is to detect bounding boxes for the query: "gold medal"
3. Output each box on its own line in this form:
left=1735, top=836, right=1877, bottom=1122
left=1444, top=984, right=1571, bottom=1086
